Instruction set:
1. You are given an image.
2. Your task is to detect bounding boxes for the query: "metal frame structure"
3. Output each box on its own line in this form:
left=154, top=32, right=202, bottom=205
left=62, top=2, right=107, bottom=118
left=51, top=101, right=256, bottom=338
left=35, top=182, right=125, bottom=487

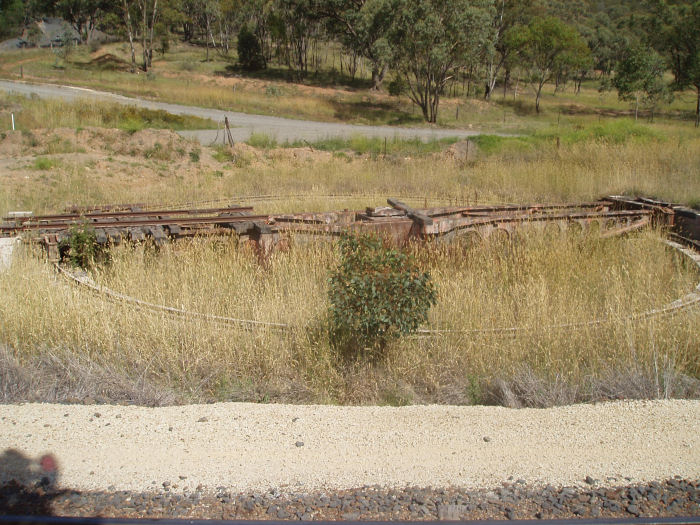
left=2, top=196, right=698, bottom=259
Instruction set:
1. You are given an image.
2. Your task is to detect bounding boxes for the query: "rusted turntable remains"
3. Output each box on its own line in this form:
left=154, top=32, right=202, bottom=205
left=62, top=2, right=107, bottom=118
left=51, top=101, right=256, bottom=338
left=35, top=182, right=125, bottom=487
left=2, top=195, right=699, bottom=258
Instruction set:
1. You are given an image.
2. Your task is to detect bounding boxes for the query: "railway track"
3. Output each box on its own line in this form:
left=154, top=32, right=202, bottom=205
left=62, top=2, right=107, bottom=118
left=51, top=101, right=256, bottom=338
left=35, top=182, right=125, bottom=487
left=2, top=517, right=700, bottom=525
left=2, top=195, right=698, bottom=259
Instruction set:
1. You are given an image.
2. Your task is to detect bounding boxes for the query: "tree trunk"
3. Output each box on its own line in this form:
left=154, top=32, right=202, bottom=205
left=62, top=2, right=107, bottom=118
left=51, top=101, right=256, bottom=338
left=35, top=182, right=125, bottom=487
left=141, top=0, right=148, bottom=72
left=696, top=86, right=699, bottom=128
left=122, top=0, right=137, bottom=73
left=147, top=0, right=158, bottom=68
left=503, top=68, right=510, bottom=99
left=371, top=66, right=386, bottom=91
left=535, top=83, right=543, bottom=113
left=635, top=93, right=639, bottom=121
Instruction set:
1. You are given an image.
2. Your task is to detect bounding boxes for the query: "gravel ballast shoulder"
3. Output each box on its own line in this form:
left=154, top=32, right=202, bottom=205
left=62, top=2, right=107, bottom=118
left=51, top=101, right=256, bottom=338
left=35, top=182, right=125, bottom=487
left=1, top=400, right=698, bottom=495
left=2, top=478, right=699, bottom=519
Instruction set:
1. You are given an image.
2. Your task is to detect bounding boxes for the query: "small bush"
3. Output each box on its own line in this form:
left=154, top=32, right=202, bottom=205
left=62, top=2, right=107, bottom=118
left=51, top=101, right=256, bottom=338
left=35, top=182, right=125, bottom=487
left=265, top=85, right=283, bottom=97
left=32, top=157, right=58, bottom=170
left=59, top=223, right=107, bottom=269
left=388, top=75, right=407, bottom=97
left=328, top=233, right=437, bottom=360
left=247, top=132, right=277, bottom=149
left=189, top=149, right=200, bottom=162
left=212, top=145, right=235, bottom=162
left=179, top=60, right=196, bottom=71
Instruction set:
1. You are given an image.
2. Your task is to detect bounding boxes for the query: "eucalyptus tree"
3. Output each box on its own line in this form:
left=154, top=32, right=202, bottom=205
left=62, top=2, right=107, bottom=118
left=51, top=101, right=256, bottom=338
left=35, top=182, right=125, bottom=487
left=612, top=44, right=670, bottom=121
left=388, top=0, right=495, bottom=123
left=646, top=0, right=700, bottom=126
left=117, top=0, right=159, bottom=71
left=483, top=0, right=536, bottom=99
left=56, top=0, right=109, bottom=42
left=316, top=0, right=394, bottom=89
left=507, top=16, right=590, bottom=112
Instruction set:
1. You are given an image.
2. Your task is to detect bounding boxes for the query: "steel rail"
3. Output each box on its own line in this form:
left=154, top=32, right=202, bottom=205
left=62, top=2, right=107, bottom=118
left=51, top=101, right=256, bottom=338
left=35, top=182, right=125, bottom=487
left=1, top=515, right=699, bottom=525
left=2, top=214, right=273, bottom=232
left=3, top=206, right=254, bottom=223
left=54, top=264, right=291, bottom=333
left=54, top=237, right=700, bottom=338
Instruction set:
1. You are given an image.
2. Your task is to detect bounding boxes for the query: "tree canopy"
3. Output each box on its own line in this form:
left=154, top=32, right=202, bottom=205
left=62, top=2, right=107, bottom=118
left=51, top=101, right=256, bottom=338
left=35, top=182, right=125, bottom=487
left=3, top=0, right=697, bottom=123
left=388, top=0, right=494, bottom=122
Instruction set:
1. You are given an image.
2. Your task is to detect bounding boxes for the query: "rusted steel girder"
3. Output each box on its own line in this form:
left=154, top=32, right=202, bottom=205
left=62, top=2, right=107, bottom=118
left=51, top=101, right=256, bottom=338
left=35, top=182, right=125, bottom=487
left=1, top=196, right=696, bottom=260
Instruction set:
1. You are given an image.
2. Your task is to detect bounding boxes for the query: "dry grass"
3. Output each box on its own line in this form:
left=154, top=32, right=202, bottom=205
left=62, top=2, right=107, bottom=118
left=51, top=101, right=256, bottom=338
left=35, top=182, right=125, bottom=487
left=0, top=84, right=698, bottom=407
left=1, top=229, right=697, bottom=406
left=0, top=94, right=214, bottom=132
left=0, top=126, right=698, bottom=218
left=2, top=43, right=699, bottom=128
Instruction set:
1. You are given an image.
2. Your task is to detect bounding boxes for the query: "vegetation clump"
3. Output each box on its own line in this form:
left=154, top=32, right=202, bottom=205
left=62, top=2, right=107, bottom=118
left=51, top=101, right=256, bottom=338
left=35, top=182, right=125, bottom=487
left=328, top=233, right=436, bottom=359
left=237, top=25, right=266, bottom=71
left=59, top=222, right=107, bottom=269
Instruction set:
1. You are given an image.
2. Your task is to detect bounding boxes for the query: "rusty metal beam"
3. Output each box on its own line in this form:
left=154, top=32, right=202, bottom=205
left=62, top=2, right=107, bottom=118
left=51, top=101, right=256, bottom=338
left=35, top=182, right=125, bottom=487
left=2, top=196, right=697, bottom=260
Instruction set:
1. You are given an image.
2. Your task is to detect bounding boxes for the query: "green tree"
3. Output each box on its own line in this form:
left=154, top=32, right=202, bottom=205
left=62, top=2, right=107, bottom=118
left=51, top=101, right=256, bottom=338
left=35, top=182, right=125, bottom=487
left=237, top=24, right=265, bottom=70
left=56, top=0, right=108, bottom=42
left=316, top=0, right=394, bottom=90
left=328, top=233, right=436, bottom=360
left=273, top=0, right=321, bottom=80
left=612, top=44, right=669, bottom=121
left=388, top=0, right=495, bottom=123
left=508, top=16, right=590, bottom=112
left=646, top=1, right=700, bottom=127
left=0, top=0, right=26, bottom=39
left=483, top=0, right=537, bottom=100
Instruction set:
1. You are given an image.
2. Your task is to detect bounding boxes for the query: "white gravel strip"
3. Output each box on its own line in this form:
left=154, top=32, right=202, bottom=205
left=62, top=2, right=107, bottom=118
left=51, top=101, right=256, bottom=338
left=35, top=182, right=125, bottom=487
left=1, top=400, right=698, bottom=493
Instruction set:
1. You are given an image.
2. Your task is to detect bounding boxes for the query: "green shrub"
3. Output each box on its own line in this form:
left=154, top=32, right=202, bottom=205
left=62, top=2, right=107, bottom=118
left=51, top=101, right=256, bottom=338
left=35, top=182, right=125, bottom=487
left=212, top=145, right=235, bottom=162
left=59, top=222, right=107, bottom=269
left=327, top=233, right=437, bottom=359
left=247, top=132, right=277, bottom=149
left=388, top=75, right=407, bottom=97
left=237, top=25, right=265, bottom=71
left=32, top=157, right=58, bottom=170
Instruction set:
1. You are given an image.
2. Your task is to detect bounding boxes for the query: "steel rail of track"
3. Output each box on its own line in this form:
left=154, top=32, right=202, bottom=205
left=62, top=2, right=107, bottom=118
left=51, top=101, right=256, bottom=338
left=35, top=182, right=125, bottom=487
left=60, top=193, right=475, bottom=213
left=1, top=214, right=273, bottom=232
left=53, top=264, right=290, bottom=333
left=54, top=237, right=700, bottom=337
left=1, top=515, right=700, bottom=525
left=3, top=206, right=254, bottom=223
left=6, top=194, right=698, bottom=335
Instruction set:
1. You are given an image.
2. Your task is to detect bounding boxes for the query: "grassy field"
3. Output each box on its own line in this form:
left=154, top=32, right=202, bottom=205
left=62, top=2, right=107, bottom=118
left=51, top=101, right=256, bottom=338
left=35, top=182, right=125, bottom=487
left=0, top=42, right=698, bottom=407
left=1, top=229, right=698, bottom=406
left=1, top=42, right=698, bottom=130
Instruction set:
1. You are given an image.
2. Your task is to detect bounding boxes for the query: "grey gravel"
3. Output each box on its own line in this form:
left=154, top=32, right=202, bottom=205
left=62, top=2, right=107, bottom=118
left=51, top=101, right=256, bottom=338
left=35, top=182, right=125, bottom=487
left=0, top=80, right=494, bottom=144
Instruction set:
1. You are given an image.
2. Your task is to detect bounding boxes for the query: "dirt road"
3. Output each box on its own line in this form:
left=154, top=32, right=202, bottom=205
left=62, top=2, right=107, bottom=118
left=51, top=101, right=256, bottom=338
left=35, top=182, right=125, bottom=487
left=0, top=79, right=486, bottom=143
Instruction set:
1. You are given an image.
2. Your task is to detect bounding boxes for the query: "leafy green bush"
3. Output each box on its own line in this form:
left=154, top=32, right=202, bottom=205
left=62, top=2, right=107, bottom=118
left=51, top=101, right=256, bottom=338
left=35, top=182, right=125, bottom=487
left=59, top=223, right=107, bottom=269
left=237, top=25, right=265, bottom=71
left=328, top=233, right=437, bottom=359
left=388, top=75, right=407, bottom=97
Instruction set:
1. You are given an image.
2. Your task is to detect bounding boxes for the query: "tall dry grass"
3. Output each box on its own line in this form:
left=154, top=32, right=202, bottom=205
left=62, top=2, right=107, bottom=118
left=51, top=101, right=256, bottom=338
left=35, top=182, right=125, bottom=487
left=1, top=131, right=698, bottom=218
left=0, top=95, right=214, bottom=132
left=1, top=229, right=697, bottom=406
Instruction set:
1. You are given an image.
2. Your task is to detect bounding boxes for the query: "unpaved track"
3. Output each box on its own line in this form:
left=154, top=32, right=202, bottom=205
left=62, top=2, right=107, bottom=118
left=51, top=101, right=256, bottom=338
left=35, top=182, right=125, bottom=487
left=1, top=400, right=698, bottom=493
left=0, top=79, right=486, bottom=143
